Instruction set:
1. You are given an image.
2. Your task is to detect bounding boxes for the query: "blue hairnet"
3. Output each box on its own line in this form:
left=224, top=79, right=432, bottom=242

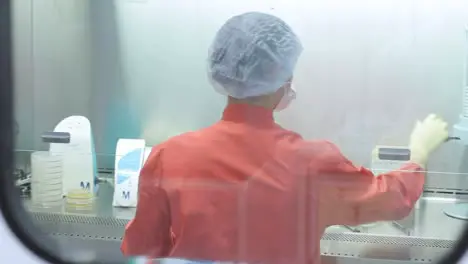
left=208, top=12, right=303, bottom=99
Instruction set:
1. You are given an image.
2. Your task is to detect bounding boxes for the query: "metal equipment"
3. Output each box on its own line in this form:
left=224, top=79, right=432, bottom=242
left=345, top=146, right=418, bottom=235
left=444, top=25, right=468, bottom=221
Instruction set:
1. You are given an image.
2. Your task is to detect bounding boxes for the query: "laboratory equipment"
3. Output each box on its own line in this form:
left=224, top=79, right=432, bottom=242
left=112, top=138, right=146, bottom=207
left=49, top=116, right=97, bottom=196
left=14, top=168, right=30, bottom=198
left=30, top=151, right=63, bottom=208
left=29, top=131, right=73, bottom=208
left=443, top=25, right=468, bottom=221
left=65, top=189, right=94, bottom=211
left=344, top=146, right=416, bottom=234
left=13, top=120, right=31, bottom=197
left=373, top=146, right=418, bottom=235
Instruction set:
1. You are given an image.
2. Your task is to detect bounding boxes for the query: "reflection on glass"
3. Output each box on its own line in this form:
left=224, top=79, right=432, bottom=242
left=10, top=0, right=468, bottom=263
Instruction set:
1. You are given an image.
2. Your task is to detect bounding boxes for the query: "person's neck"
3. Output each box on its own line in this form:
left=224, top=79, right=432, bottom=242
left=227, top=96, right=275, bottom=110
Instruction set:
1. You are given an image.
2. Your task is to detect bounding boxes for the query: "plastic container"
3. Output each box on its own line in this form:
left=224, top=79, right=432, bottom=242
left=65, top=189, right=94, bottom=211
left=30, top=151, right=63, bottom=208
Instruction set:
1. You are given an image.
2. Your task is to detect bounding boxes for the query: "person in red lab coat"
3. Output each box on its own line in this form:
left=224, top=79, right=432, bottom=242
left=121, top=12, right=449, bottom=264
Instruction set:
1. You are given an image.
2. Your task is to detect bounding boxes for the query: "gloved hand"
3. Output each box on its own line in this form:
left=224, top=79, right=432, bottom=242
left=409, top=114, right=449, bottom=167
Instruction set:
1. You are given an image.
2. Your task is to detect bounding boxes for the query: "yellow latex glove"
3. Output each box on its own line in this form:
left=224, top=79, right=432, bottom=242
left=409, top=114, right=449, bottom=168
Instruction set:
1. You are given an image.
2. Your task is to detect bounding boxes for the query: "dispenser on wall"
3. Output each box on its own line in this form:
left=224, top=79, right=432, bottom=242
left=49, top=116, right=97, bottom=196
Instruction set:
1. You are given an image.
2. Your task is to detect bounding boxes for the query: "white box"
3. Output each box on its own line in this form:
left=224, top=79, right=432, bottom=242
left=113, top=139, right=146, bottom=207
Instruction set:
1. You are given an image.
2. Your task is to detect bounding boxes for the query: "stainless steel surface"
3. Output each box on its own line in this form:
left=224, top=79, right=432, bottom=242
left=444, top=203, right=468, bottom=220
left=325, top=192, right=468, bottom=262
left=342, top=191, right=468, bottom=240
left=22, top=181, right=468, bottom=263
left=24, top=179, right=136, bottom=220
left=53, top=236, right=124, bottom=263
left=425, top=148, right=468, bottom=191
left=321, top=232, right=455, bottom=262
left=392, top=201, right=417, bottom=236
left=423, top=172, right=468, bottom=191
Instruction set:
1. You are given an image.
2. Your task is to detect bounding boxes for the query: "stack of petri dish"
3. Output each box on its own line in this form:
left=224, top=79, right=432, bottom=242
left=66, top=189, right=94, bottom=212
left=30, top=151, right=64, bottom=208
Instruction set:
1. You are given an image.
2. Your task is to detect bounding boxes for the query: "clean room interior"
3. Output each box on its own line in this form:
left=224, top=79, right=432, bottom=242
left=10, top=0, right=468, bottom=263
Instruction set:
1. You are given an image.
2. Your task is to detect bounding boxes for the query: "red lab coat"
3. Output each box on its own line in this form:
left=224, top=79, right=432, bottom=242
left=121, top=103, right=424, bottom=264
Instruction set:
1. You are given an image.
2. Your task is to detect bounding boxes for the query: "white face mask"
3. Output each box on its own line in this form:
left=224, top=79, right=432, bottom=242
left=274, top=84, right=296, bottom=111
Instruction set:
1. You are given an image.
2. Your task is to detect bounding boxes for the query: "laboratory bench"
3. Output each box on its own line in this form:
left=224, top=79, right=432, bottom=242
left=22, top=181, right=467, bottom=264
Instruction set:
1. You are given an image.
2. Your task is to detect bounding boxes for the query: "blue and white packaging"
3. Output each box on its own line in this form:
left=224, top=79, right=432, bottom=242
left=113, top=138, right=146, bottom=207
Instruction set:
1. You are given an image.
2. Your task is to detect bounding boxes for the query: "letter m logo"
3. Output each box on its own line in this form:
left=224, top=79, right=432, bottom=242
left=80, top=181, right=90, bottom=190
